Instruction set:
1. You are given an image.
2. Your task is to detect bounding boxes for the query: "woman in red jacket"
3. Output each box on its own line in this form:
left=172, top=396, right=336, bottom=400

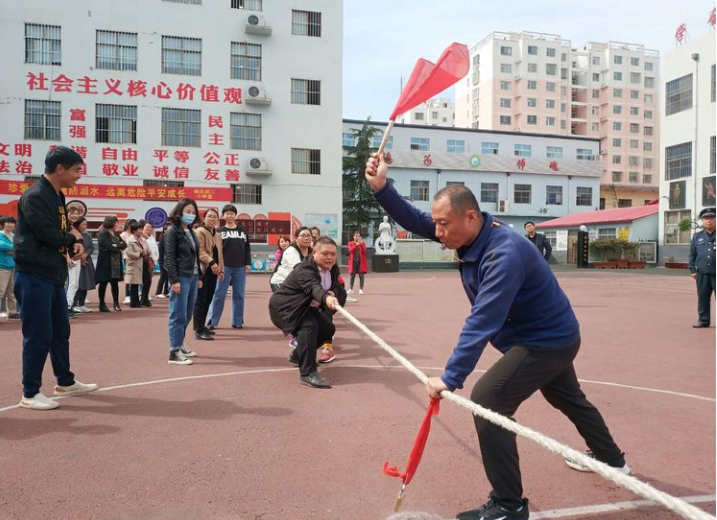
left=347, top=231, right=368, bottom=295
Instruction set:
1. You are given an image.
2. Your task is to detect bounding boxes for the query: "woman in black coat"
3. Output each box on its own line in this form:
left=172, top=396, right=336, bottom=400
left=95, top=215, right=126, bottom=312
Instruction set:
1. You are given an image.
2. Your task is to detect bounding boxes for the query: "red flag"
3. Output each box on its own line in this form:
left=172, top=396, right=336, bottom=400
left=389, top=43, right=469, bottom=120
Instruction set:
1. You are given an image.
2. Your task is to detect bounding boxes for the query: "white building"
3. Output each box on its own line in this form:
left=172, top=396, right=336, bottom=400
left=0, top=0, right=343, bottom=244
left=658, top=31, right=716, bottom=263
left=397, top=97, right=455, bottom=127
left=342, top=119, right=602, bottom=232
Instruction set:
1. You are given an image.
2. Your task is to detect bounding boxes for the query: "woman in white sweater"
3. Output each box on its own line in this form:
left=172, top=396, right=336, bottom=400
left=270, top=226, right=313, bottom=291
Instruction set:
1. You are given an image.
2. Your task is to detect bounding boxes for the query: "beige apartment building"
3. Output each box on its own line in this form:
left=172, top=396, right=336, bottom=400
left=455, top=31, right=659, bottom=209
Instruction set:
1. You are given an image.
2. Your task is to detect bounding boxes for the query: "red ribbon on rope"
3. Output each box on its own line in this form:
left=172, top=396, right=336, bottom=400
left=383, top=397, right=441, bottom=487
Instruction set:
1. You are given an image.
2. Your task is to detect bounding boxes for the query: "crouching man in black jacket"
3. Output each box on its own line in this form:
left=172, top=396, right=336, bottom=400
left=269, top=237, right=347, bottom=389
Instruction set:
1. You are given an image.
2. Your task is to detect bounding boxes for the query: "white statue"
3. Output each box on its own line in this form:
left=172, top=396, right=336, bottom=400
left=375, top=216, right=395, bottom=255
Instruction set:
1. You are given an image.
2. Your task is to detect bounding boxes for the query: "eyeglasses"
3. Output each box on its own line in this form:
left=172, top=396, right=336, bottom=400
left=297, top=233, right=312, bottom=238
left=205, top=215, right=218, bottom=219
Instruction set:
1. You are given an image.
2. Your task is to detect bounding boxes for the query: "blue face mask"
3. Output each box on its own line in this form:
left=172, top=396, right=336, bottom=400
left=181, top=214, right=196, bottom=225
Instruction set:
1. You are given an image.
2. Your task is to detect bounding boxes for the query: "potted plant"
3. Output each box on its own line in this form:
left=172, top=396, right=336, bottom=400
left=589, top=238, right=639, bottom=268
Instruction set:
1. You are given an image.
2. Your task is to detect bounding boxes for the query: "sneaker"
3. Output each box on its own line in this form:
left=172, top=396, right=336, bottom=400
left=317, top=343, right=335, bottom=364
left=457, top=493, right=529, bottom=520
left=19, top=392, right=59, bottom=410
left=289, top=337, right=298, bottom=349
left=300, top=372, right=331, bottom=389
left=565, top=451, right=630, bottom=475
left=77, top=306, right=92, bottom=313
left=180, top=345, right=196, bottom=358
left=7, top=313, right=21, bottom=320
left=347, top=288, right=354, bottom=294
left=123, top=296, right=131, bottom=304
left=54, top=380, right=98, bottom=397
left=155, top=294, right=167, bottom=300
left=359, top=289, right=364, bottom=295
left=0, top=312, right=8, bottom=320
left=168, top=350, right=193, bottom=365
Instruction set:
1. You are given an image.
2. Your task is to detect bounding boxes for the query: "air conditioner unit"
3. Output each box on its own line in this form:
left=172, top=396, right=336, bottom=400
left=245, top=85, right=272, bottom=106
left=246, top=156, right=272, bottom=176
left=498, top=199, right=508, bottom=212
left=245, top=14, right=272, bottom=35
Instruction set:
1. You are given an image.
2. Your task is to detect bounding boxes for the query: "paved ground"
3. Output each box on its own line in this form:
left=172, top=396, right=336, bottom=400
left=0, top=269, right=714, bottom=520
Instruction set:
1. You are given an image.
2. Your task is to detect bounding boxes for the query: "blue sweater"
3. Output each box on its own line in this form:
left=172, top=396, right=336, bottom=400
left=374, top=183, right=580, bottom=390
left=0, top=232, right=14, bottom=270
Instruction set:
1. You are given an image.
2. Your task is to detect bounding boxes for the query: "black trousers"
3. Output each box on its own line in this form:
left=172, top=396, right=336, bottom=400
left=696, top=272, right=716, bottom=325
left=350, top=272, right=365, bottom=290
left=141, top=260, right=152, bottom=305
left=294, top=309, right=335, bottom=376
left=155, top=265, right=169, bottom=295
left=470, top=340, right=624, bottom=508
left=129, top=284, right=141, bottom=307
left=193, top=268, right=218, bottom=331
left=98, top=280, right=120, bottom=306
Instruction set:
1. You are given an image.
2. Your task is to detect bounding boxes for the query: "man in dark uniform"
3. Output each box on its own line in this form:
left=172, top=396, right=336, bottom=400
left=688, top=207, right=716, bottom=328
left=524, top=221, right=552, bottom=261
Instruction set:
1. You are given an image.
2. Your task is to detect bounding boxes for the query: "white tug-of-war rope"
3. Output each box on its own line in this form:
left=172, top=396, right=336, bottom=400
left=335, top=305, right=716, bottom=520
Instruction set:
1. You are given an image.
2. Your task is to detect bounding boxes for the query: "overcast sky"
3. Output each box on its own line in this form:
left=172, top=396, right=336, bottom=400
left=343, top=0, right=714, bottom=120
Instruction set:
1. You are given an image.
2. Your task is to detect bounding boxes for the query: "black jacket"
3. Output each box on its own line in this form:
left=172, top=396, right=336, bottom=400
left=14, top=176, right=79, bottom=285
left=688, top=230, right=716, bottom=274
left=163, top=223, right=203, bottom=284
left=525, top=232, right=552, bottom=261
left=95, top=229, right=127, bottom=283
left=269, top=256, right=347, bottom=336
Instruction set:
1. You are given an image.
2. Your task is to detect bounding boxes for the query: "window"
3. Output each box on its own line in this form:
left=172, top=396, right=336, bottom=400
left=613, top=72, right=623, bottom=81
left=618, top=199, right=632, bottom=208
left=665, top=74, right=693, bottom=115
left=230, top=42, right=262, bottom=80
left=664, top=210, right=692, bottom=244
left=342, top=133, right=355, bottom=147
left=546, top=117, right=555, bottom=126
left=561, top=120, right=567, bottom=130
left=614, top=88, right=623, bottom=98
left=613, top=122, right=622, bottom=131
left=592, top=73, right=600, bottom=82
left=544, top=230, right=557, bottom=248
left=414, top=112, right=425, bottom=120
left=230, top=113, right=261, bottom=150
left=643, top=174, right=653, bottom=184
left=482, top=142, right=499, bottom=155
left=527, top=80, right=537, bottom=90
left=711, top=135, right=716, bottom=174
left=447, top=139, right=465, bottom=153
left=144, top=179, right=184, bottom=189
left=546, top=47, right=556, bottom=57
left=96, top=104, right=137, bottom=144
left=292, top=10, right=322, bottom=37
left=500, top=46, right=512, bottom=56
left=162, top=36, right=201, bottom=75
left=644, top=126, right=653, bottom=136
left=665, top=142, right=692, bottom=180
left=500, top=98, right=512, bottom=108
left=162, top=108, right=200, bottom=147
left=645, top=93, right=653, bottom=103
left=576, top=149, right=593, bottom=160
left=613, top=105, right=622, bottom=115
left=592, top=89, right=600, bottom=99
left=514, top=144, right=531, bottom=157
left=232, top=183, right=262, bottom=204
left=630, top=72, right=641, bottom=84
left=630, top=123, right=640, bottom=133
left=592, top=123, right=599, bottom=132
left=546, top=99, right=555, bottom=109
left=630, top=106, right=639, bottom=116
left=410, top=137, right=429, bottom=151
left=528, top=63, right=538, bottom=73
left=643, top=142, right=652, bottom=152
left=644, top=76, right=655, bottom=88
left=591, top=56, right=600, bottom=66
left=500, top=80, right=511, bottom=90
left=546, top=185, right=563, bottom=205
left=445, top=181, right=464, bottom=187
left=431, top=111, right=438, bottom=120
left=629, top=172, right=639, bottom=182
left=231, top=0, right=262, bottom=9
left=25, top=23, right=61, bottom=65
left=629, top=156, right=639, bottom=167
left=644, top=110, right=653, bottom=119
left=598, top=227, right=617, bottom=239
left=546, top=63, right=557, bottom=75
left=514, top=184, right=532, bottom=204
left=561, top=52, right=567, bottom=62
left=644, top=157, right=653, bottom=168
left=500, top=115, right=511, bottom=125
left=546, top=146, right=563, bottom=159
left=546, top=82, right=556, bottom=92
left=612, top=171, right=623, bottom=182
left=500, top=63, right=512, bottom=74
left=291, top=148, right=321, bottom=175
left=561, top=103, right=567, bottom=113
left=613, top=138, right=622, bottom=147
left=527, top=115, right=537, bottom=125
left=614, top=55, right=623, bottom=64
left=630, top=57, right=640, bottom=67
left=528, top=45, right=538, bottom=55
left=480, top=183, right=499, bottom=203
left=291, top=79, right=321, bottom=105
left=630, top=90, right=639, bottom=99
left=164, top=0, right=201, bottom=3
left=410, top=180, right=429, bottom=201
left=576, top=187, right=592, bottom=206
left=712, top=65, right=715, bottom=103
left=96, top=30, right=137, bottom=70
left=599, top=198, right=606, bottom=210
left=371, top=132, right=392, bottom=150
left=612, top=155, right=622, bottom=165
left=24, top=100, right=61, bottom=140
left=645, top=61, right=653, bottom=71
left=629, top=139, right=639, bottom=149
left=527, top=98, right=537, bottom=108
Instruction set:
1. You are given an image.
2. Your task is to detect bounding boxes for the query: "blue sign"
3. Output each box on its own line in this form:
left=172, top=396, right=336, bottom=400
left=145, top=207, right=168, bottom=228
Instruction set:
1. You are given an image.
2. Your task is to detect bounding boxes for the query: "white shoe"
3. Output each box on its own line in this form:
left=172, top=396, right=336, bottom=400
left=78, top=306, right=92, bottom=313
left=123, top=296, right=131, bottom=304
left=155, top=294, right=167, bottom=299
left=359, top=289, right=364, bottom=295
left=180, top=345, right=197, bottom=357
left=565, top=451, right=631, bottom=475
left=85, top=298, right=91, bottom=304
left=54, top=380, right=98, bottom=397
left=0, top=312, right=8, bottom=320
left=347, top=289, right=354, bottom=294
left=19, top=392, right=59, bottom=410
left=148, top=296, right=153, bottom=301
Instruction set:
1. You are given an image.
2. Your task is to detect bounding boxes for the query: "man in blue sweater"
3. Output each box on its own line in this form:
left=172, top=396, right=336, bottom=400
left=366, top=154, right=628, bottom=520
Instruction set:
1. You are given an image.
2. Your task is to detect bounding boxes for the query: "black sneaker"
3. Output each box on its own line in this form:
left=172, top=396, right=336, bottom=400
left=457, top=493, right=529, bottom=520
left=168, top=350, right=193, bottom=365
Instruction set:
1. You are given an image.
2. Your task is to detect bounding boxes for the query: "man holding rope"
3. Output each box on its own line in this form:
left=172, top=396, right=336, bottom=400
left=365, top=153, right=629, bottom=520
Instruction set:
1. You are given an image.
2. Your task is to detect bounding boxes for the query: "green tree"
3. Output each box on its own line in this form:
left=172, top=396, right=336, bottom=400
left=342, top=120, right=384, bottom=241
